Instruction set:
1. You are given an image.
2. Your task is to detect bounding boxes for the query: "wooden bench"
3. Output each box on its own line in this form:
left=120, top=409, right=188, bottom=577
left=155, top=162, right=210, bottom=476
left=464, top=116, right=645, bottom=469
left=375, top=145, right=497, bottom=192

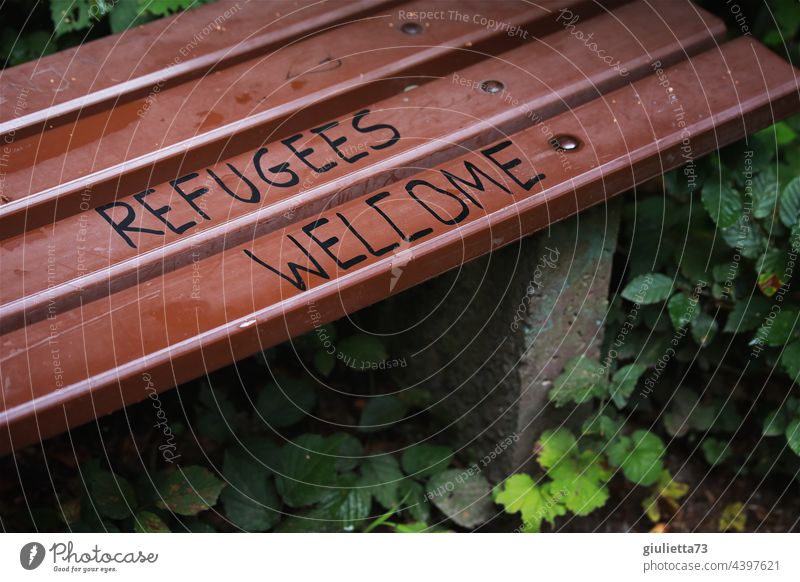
left=1, top=0, right=797, bottom=454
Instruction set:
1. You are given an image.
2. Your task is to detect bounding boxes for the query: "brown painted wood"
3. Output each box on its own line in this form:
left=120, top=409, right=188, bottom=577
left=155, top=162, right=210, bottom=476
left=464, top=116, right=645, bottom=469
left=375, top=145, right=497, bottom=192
left=0, top=0, right=603, bottom=235
left=1, top=35, right=797, bottom=454
left=0, top=0, right=725, bottom=333
left=0, top=0, right=396, bottom=134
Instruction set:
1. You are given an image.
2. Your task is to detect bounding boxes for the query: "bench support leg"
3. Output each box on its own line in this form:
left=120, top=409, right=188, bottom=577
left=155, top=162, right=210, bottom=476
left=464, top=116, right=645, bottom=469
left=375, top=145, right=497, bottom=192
left=377, top=201, right=621, bottom=482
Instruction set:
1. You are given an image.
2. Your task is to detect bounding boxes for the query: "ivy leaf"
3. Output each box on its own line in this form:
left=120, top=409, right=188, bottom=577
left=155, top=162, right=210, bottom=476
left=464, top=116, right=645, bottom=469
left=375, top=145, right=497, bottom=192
left=274, top=435, right=340, bottom=508
left=401, top=444, right=454, bottom=478
left=133, top=511, right=170, bottom=533
left=84, top=462, right=136, bottom=520
left=667, top=292, right=699, bottom=330
left=494, top=474, right=567, bottom=532
left=786, top=419, right=800, bottom=456
left=702, top=182, right=741, bottom=228
left=548, top=355, right=607, bottom=406
left=691, top=312, right=718, bottom=347
left=609, top=364, right=647, bottom=408
left=358, top=395, right=407, bottom=432
left=156, top=466, right=226, bottom=516
left=607, top=431, right=665, bottom=486
left=221, top=447, right=281, bottom=531
left=357, top=455, right=404, bottom=510
left=426, top=469, right=494, bottom=528
left=622, top=273, right=674, bottom=304
left=780, top=176, right=800, bottom=227
left=781, top=341, right=800, bottom=383
left=256, top=377, right=316, bottom=428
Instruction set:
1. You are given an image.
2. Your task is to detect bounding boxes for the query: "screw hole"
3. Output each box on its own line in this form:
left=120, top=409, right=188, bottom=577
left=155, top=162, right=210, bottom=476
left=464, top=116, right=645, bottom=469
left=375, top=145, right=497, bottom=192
left=401, top=22, right=424, bottom=35
left=550, top=134, right=581, bottom=152
left=480, top=80, right=504, bottom=94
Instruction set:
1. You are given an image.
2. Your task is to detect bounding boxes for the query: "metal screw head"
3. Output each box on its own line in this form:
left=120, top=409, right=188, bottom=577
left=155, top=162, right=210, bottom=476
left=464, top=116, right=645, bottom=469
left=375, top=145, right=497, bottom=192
left=401, top=22, right=423, bottom=35
left=550, top=134, right=581, bottom=152
left=480, top=80, right=504, bottom=94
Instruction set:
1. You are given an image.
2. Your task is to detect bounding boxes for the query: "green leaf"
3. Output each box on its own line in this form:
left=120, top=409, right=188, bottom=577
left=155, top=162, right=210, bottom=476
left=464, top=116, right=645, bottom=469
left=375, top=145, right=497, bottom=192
left=50, top=0, right=95, bottom=36
left=548, top=355, right=607, bottom=406
left=721, top=216, right=766, bottom=258
left=256, top=377, right=316, bottom=428
left=338, top=335, right=387, bottom=369
left=313, top=350, right=335, bottom=377
left=156, top=466, right=226, bottom=516
left=719, top=501, right=746, bottom=532
left=786, top=419, right=800, bottom=456
left=221, top=447, right=281, bottom=531
left=762, top=408, right=787, bottom=437
left=358, top=395, right=407, bottom=432
left=691, top=312, right=718, bottom=347
left=537, top=429, right=578, bottom=470
left=702, top=182, right=741, bottom=228
left=426, top=469, right=494, bottom=528
left=274, top=435, right=339, bottom=508
left=609, top=364, right=647, bottom=408
left=139, top=0, right=204, bottom=17
left=752, top=170, right=780, bottom=219
left=724, top=296, right=771, bottom=333
left=782, top=341, right=800, bottom=383
left=582, top=413, right=624, bottom=440
left=753, top=308, right=798, bottom=347
left=547, top=451, right=611, bottom=516
left=84, top=462, right=136, bottom=520
left=109, top=1, right=156, bottom=32
left=401, top=444, right=454, bottom=478
left=494, top=474, right=567, bottom=532
left=398, top=480, right=430, bottom=522
left=133, top=511, right=170, bottom=533
left=701, top=438, right=731, bottom=466
left=607, top=431, right=665, bottom=486
left=621, top=273, right=674, bottom=304
left=328, top=432, right=364, bottom=472
left=780, top=176, right=800, bottom=227
left=357, top=455, right=404, bottom=509
left=667, top=292, right=700, bottom=330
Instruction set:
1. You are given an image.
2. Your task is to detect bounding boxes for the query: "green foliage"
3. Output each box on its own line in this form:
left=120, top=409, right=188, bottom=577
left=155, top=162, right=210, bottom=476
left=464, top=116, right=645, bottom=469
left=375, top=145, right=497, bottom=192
left=607, top=431, right=666, bottom=486
left=548, top=355, right=606, bottom=406
left=621, top=273, right=674, bottom=304
left=155, top=466, right=226, bottom=516
left=358, top=395, right=407, bottom=432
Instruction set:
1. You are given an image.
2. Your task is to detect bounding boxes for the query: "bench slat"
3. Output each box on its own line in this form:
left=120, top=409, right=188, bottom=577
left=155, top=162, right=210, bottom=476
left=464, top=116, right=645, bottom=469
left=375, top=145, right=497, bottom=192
left=0, top=0, right=725, bottom=333
left=0, top=0, right=601, bottom=234
left=1, top=35, right=796, bottom=453
left=0, top=0, right=393, bottom=134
